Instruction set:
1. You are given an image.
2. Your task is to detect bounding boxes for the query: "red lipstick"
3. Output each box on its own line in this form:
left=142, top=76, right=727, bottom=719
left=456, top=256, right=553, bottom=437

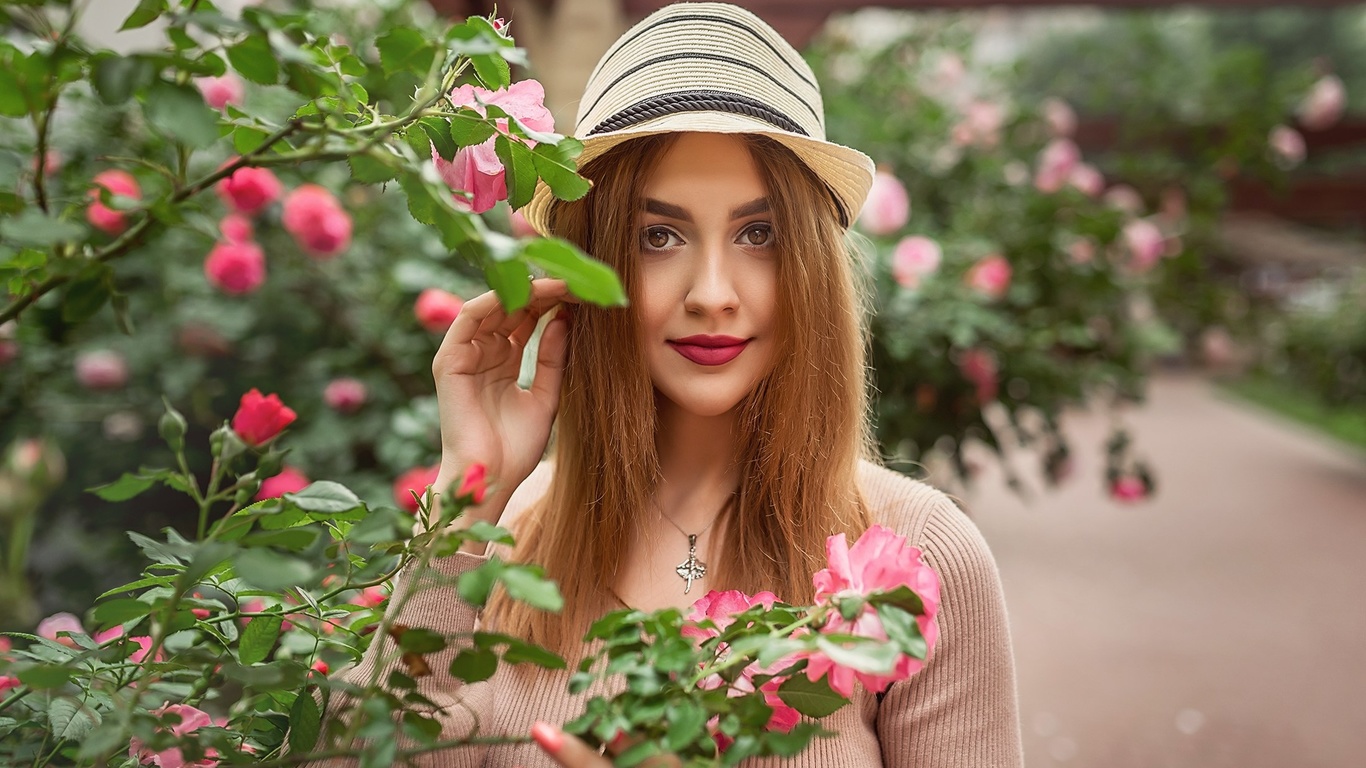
left=668, top=335, right=750, bottom=366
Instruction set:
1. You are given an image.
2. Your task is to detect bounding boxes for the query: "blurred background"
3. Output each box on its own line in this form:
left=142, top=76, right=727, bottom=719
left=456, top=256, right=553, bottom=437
left=3, top=0, right=1364, bottom=765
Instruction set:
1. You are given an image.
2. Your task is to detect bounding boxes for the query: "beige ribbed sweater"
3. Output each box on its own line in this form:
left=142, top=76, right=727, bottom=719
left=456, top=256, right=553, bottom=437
left=328, top=461, right=1022, bottom=767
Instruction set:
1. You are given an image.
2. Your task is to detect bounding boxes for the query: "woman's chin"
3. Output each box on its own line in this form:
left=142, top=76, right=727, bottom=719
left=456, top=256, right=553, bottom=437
left=655, top=386, right=751, bottom=419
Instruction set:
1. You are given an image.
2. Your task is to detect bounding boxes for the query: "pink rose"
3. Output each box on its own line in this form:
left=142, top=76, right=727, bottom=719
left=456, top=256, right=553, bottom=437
left=194, top=73, right=245, bottom=111
left=508, top=208, right=538, bottom=238
left=75, top=349, right=129, bottom=391
left=129, top=703, right=218, bottom=768
left=805, top=525, right=941, bottom=698
left=393, top=464, right=440, bottom=513
left=37, top=612, right=85, bottom=647
left=1033, top=138, right=1081, bottom=193
left=255, top=466, right=310, bottom=501
left=204, top=241, right=266, bottom=295
left=958, top=348, right=999, bottom=404
left=682, top=589, right=779, bottom=643
left=216, top=166, right=281, bottom=216
left=350, top=586, right=387, bottom=609
left=1110, top=475, right=1147, bottom=502
left=96, top=626, right=159, bottom=664
left=1297, top=74, right=1345, bottom=131
left=219, top=214, right=253, bottom=244
left=231, top=389, right=297, bottom=446
left=857, top=171, right=911, bottom=236
left=282, top=185, right=352, bottom=258
left=964, top=253, right=1012, bottom=300
left=1268, top=125, right=1306, bottom=169
left=1103, top=184, right=1145, bottom=217
left=1067, top=238, right=1095, bottom=265
left=0, top=676, right=19, bottom=692
left=1122, top=219, right=1166, bottom=274
left=890, top=236, right=941, bottom=290
left=434, top=79, right=553, bottom=214
left=950, top=100, right=1004, bottom=149
left=86, top=170, right=141, bottom=235
left=1068, top=163, right=1104, bottom=197
left=311, top=659, right=330, bottom=676
left=414, top=288, right=465, bottom=334
left=1042, top=97, right=1077, bottom=137
left=323, top=377, right=367, bottom=413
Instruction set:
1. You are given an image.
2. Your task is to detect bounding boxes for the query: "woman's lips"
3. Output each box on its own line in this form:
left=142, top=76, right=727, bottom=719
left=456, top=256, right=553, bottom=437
left=668, top=336, right=750, bottom=366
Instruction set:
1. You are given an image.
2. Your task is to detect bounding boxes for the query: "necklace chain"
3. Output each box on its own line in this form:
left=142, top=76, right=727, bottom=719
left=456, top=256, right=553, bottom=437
left=655, top=492, right=735, bottom=594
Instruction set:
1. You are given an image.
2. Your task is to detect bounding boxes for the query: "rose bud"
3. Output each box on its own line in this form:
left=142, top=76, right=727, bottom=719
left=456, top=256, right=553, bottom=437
left=231, top=389, right=297, bottom=446
left=414, top=288, right=464, bottom=334
left=194, top=73, right=245, bottom=111
left=74, top=349, right=129, bottom=390
left=323, top=377, right=367, bottom=413
left=217, top=165, right=282, bottom=216
left=282, top=184, right=353, bottom=258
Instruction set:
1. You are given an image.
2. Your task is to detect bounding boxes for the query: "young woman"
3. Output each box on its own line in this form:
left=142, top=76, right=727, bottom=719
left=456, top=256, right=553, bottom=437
left=342, top=4, right=1023, bottom=766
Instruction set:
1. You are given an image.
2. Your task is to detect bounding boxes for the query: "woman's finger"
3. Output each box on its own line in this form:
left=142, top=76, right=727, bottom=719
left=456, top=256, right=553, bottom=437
left=529, top=306, right=569, bottom=405
left=531, top=722, right=612, bottom=768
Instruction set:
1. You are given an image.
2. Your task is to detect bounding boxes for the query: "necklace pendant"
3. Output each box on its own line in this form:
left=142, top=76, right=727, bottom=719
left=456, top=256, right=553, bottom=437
left=675, top=533, right=707, bottom=594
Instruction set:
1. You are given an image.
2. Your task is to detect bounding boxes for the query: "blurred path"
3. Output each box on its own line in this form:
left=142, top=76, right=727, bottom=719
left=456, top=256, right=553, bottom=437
left=964, top=374, right=1366, bottom=768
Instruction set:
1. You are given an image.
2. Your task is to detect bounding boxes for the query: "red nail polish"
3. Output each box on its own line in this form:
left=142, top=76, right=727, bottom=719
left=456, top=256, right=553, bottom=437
left=531, top=721, right=564, bottom=753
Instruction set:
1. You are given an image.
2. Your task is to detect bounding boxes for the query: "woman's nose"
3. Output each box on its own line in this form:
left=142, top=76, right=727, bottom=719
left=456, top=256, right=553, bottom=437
left=683, top=239, right=740, bottom=315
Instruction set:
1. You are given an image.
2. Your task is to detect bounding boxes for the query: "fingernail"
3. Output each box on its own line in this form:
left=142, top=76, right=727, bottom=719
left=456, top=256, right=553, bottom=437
left=531, top=721, right=563, bottom=753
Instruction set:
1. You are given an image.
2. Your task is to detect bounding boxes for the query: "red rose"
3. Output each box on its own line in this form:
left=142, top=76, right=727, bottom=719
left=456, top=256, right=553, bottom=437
left=217, top=165, right=282, bottom=216
left=231, top=389, right=297, bottom=446
left=414, top=288, right=464, bottom=334
left=456, top=462, right=489, bottom=503
left=393, top=464, right=440, bottom=513
left=219, top=214, right=254, bottom=244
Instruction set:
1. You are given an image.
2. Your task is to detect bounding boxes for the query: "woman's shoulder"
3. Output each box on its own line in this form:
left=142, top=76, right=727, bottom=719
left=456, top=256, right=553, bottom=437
left=855, top=459, right=984, bottom=559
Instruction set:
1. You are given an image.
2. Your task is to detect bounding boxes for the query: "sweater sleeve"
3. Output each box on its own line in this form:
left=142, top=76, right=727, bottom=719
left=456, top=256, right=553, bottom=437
left=876, top=495, right=1024, bottom=767
left=304, top=551, right=496, bottom=768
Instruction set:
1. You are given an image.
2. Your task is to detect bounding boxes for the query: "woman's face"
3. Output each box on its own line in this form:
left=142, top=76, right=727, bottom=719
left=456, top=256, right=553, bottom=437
left=636, top=133, right=778, bottom=418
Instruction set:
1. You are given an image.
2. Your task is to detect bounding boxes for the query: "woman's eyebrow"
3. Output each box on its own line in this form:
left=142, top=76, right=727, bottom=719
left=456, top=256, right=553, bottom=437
left=643, top=198, right=692, bottom=222
left=729, top=197, right=770, bottom=220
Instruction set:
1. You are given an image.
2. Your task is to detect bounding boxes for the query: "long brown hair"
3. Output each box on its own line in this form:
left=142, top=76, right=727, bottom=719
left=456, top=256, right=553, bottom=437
left=484, top=133, right=875, bottom=655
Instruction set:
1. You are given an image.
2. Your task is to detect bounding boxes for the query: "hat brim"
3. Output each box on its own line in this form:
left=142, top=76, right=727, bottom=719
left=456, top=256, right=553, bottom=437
left=520, top=112, right=875, bottom=238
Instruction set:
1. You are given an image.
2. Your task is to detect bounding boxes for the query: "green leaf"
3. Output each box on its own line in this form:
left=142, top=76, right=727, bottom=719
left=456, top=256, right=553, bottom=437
left=77, top=723, right=127, bottom=760
left=144, top=80, right=221, bottom=149
left=471, top=54, right=511, bottom=90
left=89, top=472, right=156, bottom=502
left=664, top=700, right=707, bottom=752
left=420, top=116, right=459, bottom=162
left=398, top=171, right=440, bottom=226
left=477, top=256, right=530, bottom=312
left=239, top=614, right=283, bottom=665
left=456, top=559, right=503, bottom=607
left=288, top=691, right=322, bottom=753
left=494, top=135, right=536, bottom=210
left=376, top=29, right=435, bottom=76
left=813, top=635, right=898, bottom=674
left=232, top=549, right=314, bottom=591
left=284, top=481, right=363, bottom=514
left=448, top=647, right=496, bottom=683
left=0, top=208, right=85, bottom=247
left=0, top=66, right=26, bottom=116
left=871, top=584, right=926, bottom=617
left=18, top=664, right=72, bottom=690
left=228, top=34, right=279, bottom=84
left=474, top=632, right=565, bottom=669
left=777, top=673, right=846, bottom=719
left=448, top=108, right=495, bottom=147
left=397, top=628, right=446, bottom=654
left=49, top=697, right=101, bottom=742
left=497, top=565, right=564, bottom=612
left=531, top=139, right=591, bottom=202
left=233, top=125, right=271, bottom=154
left=91, top=598, right=154, bottom=629
left=876, top=604, right=928, bottom=660
left=92, top=55, right=153, bottom=105
left=62, top=268, right=113, bottom=324
left=463, top=521, right=514, bottom=546
left=121, top=0, right=166, bottom=30
left=521, top=238, right=626, bottom=306
left=349, top=153, right=397, bottom=183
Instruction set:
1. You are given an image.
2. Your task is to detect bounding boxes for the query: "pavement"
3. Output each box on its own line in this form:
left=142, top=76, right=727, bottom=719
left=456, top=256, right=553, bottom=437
left=963, top=374, right=1366, bottom=768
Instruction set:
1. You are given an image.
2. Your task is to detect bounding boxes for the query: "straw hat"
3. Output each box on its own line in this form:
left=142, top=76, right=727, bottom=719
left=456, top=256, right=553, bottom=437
left=520, top=1, right=875, bottom=235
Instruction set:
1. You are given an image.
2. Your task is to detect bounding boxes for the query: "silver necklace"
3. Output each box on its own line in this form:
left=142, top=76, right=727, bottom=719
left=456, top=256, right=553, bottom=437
left=658, top=494, right=734, bottom=594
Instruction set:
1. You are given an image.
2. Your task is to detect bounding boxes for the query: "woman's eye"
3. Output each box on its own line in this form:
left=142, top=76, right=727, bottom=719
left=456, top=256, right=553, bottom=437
left=642, top=227, right=677, bottom=250
left=741, top=224, right=773, bottom=247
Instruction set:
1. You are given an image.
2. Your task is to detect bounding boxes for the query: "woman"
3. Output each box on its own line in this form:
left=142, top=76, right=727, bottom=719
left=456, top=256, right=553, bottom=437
left=351, top=4, right=1023, bottom=766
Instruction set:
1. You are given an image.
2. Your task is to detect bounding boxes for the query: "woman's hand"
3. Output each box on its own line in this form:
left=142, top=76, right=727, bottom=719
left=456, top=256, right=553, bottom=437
left=431, top=278, right=573, bottom=523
